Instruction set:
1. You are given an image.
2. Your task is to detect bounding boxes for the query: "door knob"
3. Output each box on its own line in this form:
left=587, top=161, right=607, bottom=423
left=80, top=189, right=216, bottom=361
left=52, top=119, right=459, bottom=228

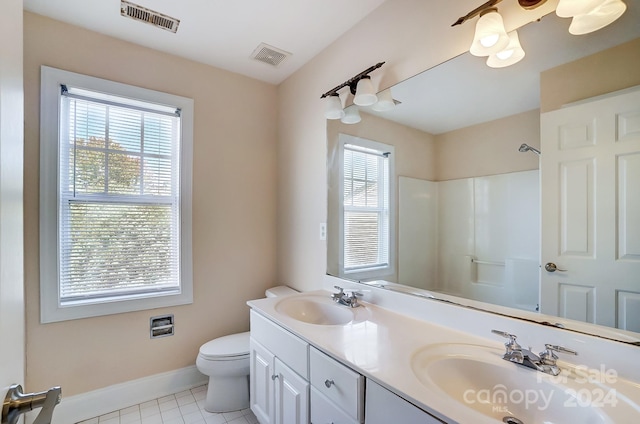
left=1, top=384, right=61, bottom=424
left=544, top=262, right=567, bottom=272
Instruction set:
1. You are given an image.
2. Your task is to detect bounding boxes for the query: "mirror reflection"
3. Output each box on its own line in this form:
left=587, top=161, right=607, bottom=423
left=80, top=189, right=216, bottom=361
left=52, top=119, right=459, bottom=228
left=327, top=8, right=640, bottom=342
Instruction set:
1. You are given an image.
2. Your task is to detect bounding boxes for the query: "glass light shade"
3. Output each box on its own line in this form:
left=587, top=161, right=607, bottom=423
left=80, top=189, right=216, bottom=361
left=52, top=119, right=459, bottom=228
left=487, top=31, right=526, bottom=68
left=469, top=10, right=510, bottom=57
left=324, top=94, right=345, bottom=120
left=569, top=0, right=627, bottom=35
left=556, top=0, right=605, bottom=17
left=341, top=106, right=361, bottom=124
left=353, top=77, right=378, bottom=106
left=371, top=88, right=395, bottom=112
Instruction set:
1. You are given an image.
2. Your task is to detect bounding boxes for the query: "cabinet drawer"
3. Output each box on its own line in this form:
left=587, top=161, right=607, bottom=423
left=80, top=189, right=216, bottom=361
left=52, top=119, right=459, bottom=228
left=311, top=387, right=359, bottom=424
left=309, top=346, right=363, bottom=421
left=250, top=310, right=309, bottom=378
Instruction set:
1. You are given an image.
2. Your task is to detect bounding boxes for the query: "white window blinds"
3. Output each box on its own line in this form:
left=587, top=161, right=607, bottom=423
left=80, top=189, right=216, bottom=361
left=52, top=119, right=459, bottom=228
left=58, top=87, right=182, bottom=303
left=343, top=143, right=390, bottom=272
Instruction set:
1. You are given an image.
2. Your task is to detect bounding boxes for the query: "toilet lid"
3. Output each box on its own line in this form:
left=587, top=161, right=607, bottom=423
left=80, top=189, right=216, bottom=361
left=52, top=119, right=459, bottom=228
left=199, top=331, right=250, bottom=359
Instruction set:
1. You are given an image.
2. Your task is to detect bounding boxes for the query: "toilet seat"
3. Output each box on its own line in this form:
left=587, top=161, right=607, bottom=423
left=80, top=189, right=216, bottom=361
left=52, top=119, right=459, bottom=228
left=199, top=331, right=250, bottom=360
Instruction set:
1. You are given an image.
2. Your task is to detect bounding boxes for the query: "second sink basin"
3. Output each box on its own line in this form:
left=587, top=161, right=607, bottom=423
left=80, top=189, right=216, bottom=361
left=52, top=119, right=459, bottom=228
left=275, top=294, right=369, bottom=325
left=410, top=343, right=638, bottom=424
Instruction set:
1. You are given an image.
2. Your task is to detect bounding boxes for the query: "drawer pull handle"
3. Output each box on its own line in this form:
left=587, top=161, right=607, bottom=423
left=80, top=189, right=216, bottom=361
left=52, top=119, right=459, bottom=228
left=324, top=379, right=335, bottom=388
left=272, top=375, right=279, bottom=381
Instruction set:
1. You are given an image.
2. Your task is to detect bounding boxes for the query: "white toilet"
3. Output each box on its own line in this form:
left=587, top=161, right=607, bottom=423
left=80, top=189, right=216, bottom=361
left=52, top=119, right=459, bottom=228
left=196, top=285, right=297, bottom=412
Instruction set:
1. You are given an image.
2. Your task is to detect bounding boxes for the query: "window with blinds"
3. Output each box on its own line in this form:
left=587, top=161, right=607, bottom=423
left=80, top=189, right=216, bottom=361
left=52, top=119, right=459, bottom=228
left=40, top=66, right=193, bottom=322
left=342, top=141, right=391, bottom=276
left=58, top=87, right=182, bottom=303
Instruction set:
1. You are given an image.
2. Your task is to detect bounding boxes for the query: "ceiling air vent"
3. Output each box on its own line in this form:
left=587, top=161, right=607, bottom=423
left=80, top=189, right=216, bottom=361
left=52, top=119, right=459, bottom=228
left=120, top=0, right=180, bottom=33
left=251, top=43, right=292, bottom=67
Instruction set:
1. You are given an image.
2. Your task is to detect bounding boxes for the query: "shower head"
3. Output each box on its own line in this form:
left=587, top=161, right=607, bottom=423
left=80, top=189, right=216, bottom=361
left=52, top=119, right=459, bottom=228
left=519, top=143, right=541, bottom=155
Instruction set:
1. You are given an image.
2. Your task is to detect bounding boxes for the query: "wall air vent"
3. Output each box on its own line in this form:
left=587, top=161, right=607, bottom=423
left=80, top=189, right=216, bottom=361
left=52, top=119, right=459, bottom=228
left=250, top=43, right=292, bottom=67
left=120, top=0, right=180, bottom=33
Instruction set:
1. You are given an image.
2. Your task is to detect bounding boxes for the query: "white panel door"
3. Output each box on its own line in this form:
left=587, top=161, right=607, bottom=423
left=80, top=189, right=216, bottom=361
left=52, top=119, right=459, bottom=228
left=0, top=0, right=25, bottom=412
left=250, top=339, right=275, bottom=424
left=274, top=358, right=308, bottom=424
left=541, top=86, right=640, bottom=329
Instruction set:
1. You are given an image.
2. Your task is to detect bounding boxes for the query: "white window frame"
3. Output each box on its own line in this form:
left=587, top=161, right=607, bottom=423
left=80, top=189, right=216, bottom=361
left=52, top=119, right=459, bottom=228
left=338, top=134, right=395, bottom=281
left=39, top=66, right=194, bottom=323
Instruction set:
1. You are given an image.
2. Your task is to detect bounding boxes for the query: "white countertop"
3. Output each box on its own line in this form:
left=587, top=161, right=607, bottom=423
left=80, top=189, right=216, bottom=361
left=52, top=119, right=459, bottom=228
left=248, top=290, right=640, bottom=424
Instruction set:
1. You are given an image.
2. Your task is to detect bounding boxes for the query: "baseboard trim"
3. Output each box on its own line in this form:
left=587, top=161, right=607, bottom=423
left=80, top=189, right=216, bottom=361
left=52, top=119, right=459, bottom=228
left=39, top=365, right=207, bottom=424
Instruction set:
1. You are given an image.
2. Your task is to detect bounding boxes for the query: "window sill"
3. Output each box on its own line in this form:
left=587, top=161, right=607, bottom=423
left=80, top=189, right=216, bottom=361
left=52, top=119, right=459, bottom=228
left=41, top=289, right=193, bottom=324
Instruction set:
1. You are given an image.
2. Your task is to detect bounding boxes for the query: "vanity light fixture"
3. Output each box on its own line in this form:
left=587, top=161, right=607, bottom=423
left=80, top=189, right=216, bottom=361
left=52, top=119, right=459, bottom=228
left=325, top=93, right=345, bottom=120
left=321, top=62, right=385, bottom=120
left=371, top=88, right=396, bottom=112
left=353, top=76, right=378, bottom=106
left=469, top=8, right=510, bottom=56
left=562, top=0, right=627, bottom=35
left=556, top=0, right=605, bottom=17
left=454, top=0, right=626, bottom=68
left=341, top=106, right=362, bottom=124
left=487, top=30, right=525, bottom=67
left=453, top=0, right=545, bottom=63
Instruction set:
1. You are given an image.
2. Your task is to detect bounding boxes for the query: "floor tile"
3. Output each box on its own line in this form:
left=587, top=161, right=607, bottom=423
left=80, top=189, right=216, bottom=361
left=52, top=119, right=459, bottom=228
left=79, top=385, right=260, bottom=424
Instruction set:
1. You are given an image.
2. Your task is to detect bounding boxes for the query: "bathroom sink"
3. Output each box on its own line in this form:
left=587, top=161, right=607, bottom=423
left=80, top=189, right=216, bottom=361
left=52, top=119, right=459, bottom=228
left=275, top=294, right=369, bottom=325
left=410, top=344, right=639, bottom=424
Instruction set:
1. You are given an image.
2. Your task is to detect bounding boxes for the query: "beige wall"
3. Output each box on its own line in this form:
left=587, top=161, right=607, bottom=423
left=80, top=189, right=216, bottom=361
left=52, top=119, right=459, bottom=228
left=276, top=0, right=556, bottom=292
left=434, top=109, right=540, bottom=181
left=541, top=37, right=640, bottom=112
left=325, top=112, right=436, bottom=278
left=24, top=13, right=278, bottom=396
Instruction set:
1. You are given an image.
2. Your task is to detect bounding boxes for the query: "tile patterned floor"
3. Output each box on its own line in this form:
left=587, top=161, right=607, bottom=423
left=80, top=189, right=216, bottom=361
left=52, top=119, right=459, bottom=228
left=76, top=385, right=258, bottom=424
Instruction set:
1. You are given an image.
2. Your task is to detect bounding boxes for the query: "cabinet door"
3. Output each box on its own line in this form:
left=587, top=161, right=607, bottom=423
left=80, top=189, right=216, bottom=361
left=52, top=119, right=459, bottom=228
left=251, top=339, right=276, bottom=424
left=365, top=381, right=443, bottom=424
left=275, top=358, right=309, bottom=424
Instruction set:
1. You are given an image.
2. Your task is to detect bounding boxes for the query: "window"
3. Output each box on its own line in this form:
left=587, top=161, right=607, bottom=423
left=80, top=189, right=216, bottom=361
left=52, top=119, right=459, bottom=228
left=40, top=66, right=193, bottom=322
left=339, top=134, right=394, bottom=280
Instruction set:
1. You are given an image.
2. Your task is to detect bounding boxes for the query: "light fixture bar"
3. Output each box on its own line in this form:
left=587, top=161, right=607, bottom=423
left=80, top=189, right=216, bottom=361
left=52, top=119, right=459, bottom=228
left=453, top=0, right=548, bottom=26
left=320, top=62, right=385, bottom=99
left=452, top=0, right=502, bottom=26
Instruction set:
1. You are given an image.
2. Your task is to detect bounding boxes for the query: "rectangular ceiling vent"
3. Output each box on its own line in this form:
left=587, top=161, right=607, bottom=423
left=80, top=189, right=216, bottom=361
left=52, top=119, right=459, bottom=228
left=251, top=43, right=292, bottom=67
left=120, top=0, right=180, bottom=33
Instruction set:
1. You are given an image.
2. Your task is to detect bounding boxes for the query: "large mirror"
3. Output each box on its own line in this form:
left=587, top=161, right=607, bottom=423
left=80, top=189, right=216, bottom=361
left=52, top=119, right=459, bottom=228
left=327, top=6, right=640, bottom=344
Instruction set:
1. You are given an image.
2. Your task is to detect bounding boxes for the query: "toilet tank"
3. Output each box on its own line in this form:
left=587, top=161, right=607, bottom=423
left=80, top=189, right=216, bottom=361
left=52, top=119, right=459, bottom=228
left=265, top=285, right=298, bottom=298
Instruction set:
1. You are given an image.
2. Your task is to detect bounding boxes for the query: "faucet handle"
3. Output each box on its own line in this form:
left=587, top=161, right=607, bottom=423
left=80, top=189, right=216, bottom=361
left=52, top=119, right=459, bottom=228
left=491, top=330, right=522, bottom=351
left=343, top=290, right=363, bottom=307
left=540, top=344, right=578, bottom=365
left=331, top=286, right=344, bottom=301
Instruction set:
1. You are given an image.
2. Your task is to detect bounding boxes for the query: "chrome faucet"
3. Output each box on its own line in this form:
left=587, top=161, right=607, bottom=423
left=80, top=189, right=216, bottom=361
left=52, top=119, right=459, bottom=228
left=491, top=330, right=577, bottom=376
left=331, top=286, right=362, bottom=308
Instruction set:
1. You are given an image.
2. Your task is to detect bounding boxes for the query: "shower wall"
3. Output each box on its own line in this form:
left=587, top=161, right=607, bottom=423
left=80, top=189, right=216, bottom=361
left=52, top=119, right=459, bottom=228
left=398, top=169, right=540, bottom=311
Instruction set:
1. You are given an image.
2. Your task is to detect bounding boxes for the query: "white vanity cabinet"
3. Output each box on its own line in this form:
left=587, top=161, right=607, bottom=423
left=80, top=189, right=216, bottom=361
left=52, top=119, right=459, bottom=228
left=252, top=309, right=442, bottom=424
left=250, top=311, right=310, bottom=424
left=365, top=381, right=443, bottom=424
left=309, top=347, right=364, bottom=424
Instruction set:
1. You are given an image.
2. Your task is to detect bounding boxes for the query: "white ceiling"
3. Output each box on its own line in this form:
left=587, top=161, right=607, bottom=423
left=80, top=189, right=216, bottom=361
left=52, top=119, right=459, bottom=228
left=23, top=0, right=387, bottom=85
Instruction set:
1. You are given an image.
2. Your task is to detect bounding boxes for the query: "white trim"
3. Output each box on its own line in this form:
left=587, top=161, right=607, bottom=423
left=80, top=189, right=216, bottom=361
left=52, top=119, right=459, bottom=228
left=39, top=66, right=194, bottom=322
left=25, top=365, right=207, bottom=424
